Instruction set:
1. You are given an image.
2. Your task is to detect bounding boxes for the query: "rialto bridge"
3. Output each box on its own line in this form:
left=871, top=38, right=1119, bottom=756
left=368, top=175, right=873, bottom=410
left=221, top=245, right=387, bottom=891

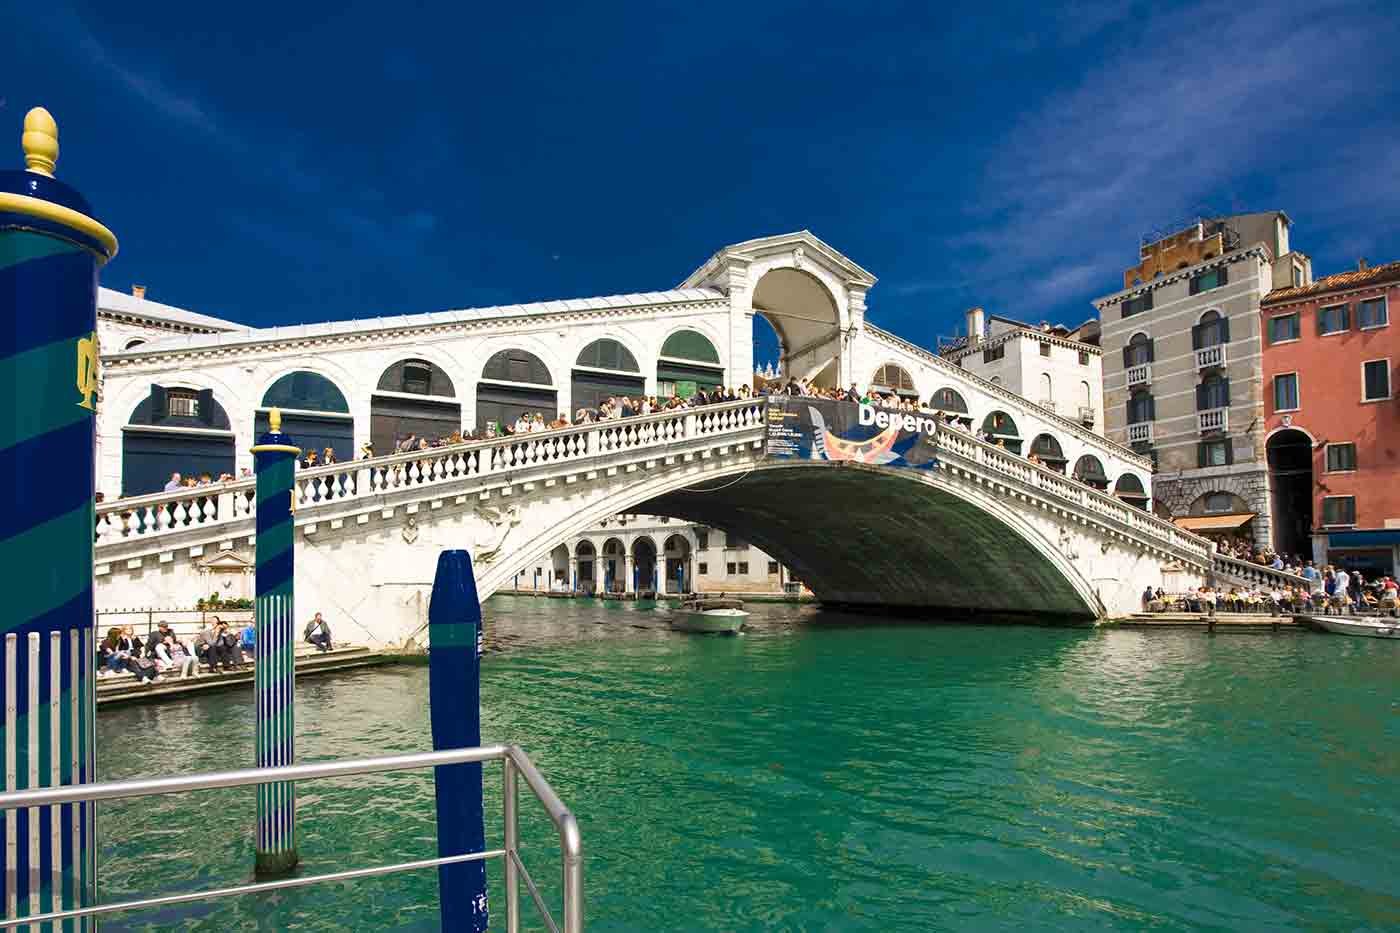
left=91, top=230, right=1306, bottom=644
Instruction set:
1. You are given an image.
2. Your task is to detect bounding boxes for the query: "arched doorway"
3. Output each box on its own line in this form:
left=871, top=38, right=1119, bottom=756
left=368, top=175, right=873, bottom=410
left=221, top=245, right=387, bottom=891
left=600, top=538, right=625, bottom=593
left=1267, top=429, right=1313, bottom=557
left=549, top=544, right=570, bottom=592
left=980, top=410, right=1022, bottom=454
left=257, top=370, right=355, bottom=464
left=663, top=534, right=692, bottom=594
left=657, top=330, right=723, bottom=398
left=371, top=359, right=460, bottom=453
left=477, top=349, right=557, bottom=434
left=574, top=541, right=596, bottom=594
left=752, top=268, right=842, bottom=388
left=573, top=338, right=644, bottom=412
left=1072, top=454, right=1108, bottom=489
left=122, top=385, right=235, bottom=495
left=1114, top=473, right=1149, bottom=510
left=631, top=537, right=658, bottom=594
left=871, top=363, right=918, bottom=400
left=1029, top=433, right=1067, bottom=473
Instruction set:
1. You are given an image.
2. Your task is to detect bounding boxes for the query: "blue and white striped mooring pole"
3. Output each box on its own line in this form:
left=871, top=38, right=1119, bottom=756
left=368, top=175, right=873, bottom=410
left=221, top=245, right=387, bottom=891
left=428, top=551, right=489, bottom=931
left=251, top=409, right=301, bottom=876
left=0, top=108, right=117, bottom=929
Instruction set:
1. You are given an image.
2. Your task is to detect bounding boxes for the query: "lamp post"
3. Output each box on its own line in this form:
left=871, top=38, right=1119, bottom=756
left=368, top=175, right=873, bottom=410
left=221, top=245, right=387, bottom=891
left=0, top=107, right=117, bottom=928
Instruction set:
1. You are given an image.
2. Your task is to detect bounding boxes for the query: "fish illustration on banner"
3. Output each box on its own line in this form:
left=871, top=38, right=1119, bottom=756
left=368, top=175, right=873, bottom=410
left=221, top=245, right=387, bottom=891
left=764, top=397, right=939, bottom=471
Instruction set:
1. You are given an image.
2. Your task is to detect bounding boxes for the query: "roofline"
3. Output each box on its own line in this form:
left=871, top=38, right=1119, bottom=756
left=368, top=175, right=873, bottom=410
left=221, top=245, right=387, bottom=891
left=98, top=287, right=246, bottom=332
left=677, top=230, right=878, bottom=289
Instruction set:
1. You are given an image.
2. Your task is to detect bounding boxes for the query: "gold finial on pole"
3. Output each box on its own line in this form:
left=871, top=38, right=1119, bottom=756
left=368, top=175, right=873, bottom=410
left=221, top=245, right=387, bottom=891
left=22, top=108, right=59, bottom=177
left=269, top=407, right=282, bottom=433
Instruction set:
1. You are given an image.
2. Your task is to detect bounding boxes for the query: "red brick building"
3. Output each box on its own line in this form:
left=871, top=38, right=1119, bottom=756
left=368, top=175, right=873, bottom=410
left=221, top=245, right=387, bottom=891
left=1261, top=261, right=1400, bottom=575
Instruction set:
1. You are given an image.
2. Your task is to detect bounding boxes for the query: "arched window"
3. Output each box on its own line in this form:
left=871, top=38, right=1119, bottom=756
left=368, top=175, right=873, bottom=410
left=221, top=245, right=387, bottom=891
left=1192, top=491, right=1247, bottom=515
left=1040, top=372, right=1053, bottom=402
left=1193, top=310, right=1229, bottom=350
left=1196, top=373, right=1230, bottom=411
left=980, top=411, right=1021, bottom=454
left=871, top=363, right=917, bottom=397
left=377, top=359, right=455, bottom=397
left=1030, top=433, right=1067, bottom=472
left=1127, top=390, right=1154, bottom=424
left=1080, top=380, right=1092, bottom=408
left=261, top=371, right=350, bottom=412
left=1073, top=454, right=1108, bottom=488
left=576, top=339, right=640, bottom=372
left=122, top=386, right=235, bottom=496
left=1115, top=472, right=1148, bottom=509
left=930, top=387, right=968, bottom=413
left=1125, top=332, right=1153, bottom=367
left=482, top=349, right=553, bottom=385
left=658, top=330, right=722, bottom=395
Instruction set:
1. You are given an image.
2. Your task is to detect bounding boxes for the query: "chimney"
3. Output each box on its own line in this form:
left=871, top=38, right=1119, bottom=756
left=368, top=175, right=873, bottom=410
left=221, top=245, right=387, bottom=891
left=966, top=307, right=985, bottom=345
left=131, top=285, right=146, bottom=299
left=1358, top=258, right=1368, bottom=271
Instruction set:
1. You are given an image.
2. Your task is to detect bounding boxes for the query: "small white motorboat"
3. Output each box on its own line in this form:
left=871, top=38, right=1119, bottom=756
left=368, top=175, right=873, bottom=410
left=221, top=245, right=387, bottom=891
left=1305, top=615, right=1400, bottom=639
left=670, top=597, right=748, bottom=635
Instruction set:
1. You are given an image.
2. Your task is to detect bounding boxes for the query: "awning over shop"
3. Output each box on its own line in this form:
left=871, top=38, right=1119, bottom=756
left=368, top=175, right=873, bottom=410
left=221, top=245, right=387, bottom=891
left=1327, top=529, right=1400, bottom=548
left=1173, top=512, right=1256, bottom=532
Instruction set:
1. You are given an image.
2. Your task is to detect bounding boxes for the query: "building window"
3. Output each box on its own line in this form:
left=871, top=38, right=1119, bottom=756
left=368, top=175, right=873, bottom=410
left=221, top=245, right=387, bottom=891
left=1359, top=297, right=1388, bottom=329
left=1273, top=373, right=1299, bottom=411
left=1121, top=293, right=1153, bottom=318
left=696, top=532, right=708, bottom=550
left=166, top=388, right=199, bottom=418
left=1326, top=443, right=1357, bottom=472
left=1194, top=310, right=1230, bottom=349
left=401, top=362, right=433, bottom=394
left=697, top=562, right=708, bottom=575
left=1197, top=439, right=1233, bottom=468
left=982, top=344, right=1005, bottom=363
left=1363, top=359, right=1391, bottom=401
left=1078, top=350, right=1090, bottom=366
left=1196, top=375, right=1230, bottom=410
left=1204, top=492, right=1235, bottom=513
left=1124, top=334, right=1154, bottom=368
left=1317, top=304, right=1350, bottom=335
left=1322, top=496, right=1356, bottom=526
left=726, top=562, right=737, bottom=576
left=1127, top=391, right=1154, bottom=424
left=1269, top=313, right=1300, bottom=343
left=1039, top=343, right=1051, bottom=357
left=1190, top=266, right=1228, bottom=294
left=767, top=561, right=779, bottom=575
left=1292, top=265, right=1303, bottom=287
left=737, top=562, right=749, bottom=575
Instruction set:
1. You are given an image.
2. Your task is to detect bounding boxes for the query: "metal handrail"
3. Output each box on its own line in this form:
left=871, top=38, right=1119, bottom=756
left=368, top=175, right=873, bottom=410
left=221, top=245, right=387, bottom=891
left=0, top=744, right=582, bottom=932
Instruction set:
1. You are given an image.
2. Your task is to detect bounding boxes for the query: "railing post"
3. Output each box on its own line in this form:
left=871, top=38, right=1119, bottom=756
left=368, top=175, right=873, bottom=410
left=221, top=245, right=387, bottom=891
left=503, top=756, right=520, bottom=933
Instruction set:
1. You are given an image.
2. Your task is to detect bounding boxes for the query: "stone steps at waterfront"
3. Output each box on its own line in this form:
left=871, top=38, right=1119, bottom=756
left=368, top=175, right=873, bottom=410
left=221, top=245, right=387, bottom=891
left=1112, top=613, right=1306, bottom=630
left=96, top=644, right=398, bottom=706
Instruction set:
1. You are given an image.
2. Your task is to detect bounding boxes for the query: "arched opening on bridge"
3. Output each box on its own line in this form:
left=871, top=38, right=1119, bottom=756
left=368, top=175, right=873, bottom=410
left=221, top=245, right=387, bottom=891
left=372, top=359, right=460, bottom=453
left=600, top=538, right=625, bottom=594
left=657, top=330, right=723, bottom=397
left=752, top=268, right=841, bottom=389
left=1072, top=454, right=1108, bottom=490
left=871, top=363, right=918, bottom=400
left=574, top=540, right=596, bottom=594
left=1114, top=472, right=1149, bottom=510
left=122, top=385, right=235, bottom=496
left=751, top=313, right=783, bottom=387
left=631, top=537, right=658, bottom=594
left=573, top=338, right=644, bottom=412
left=1029, top=433, right=1067, bottom=473
left=1267, top=429, right=1313, bottom=557
left=549, top=544, right=570, bottom=592
left=663, top=534, right=692, bottom=594
left=980, top=410, right=1022, bottom=454
left=930, top=386, right=972, bottom=429
left=255, top=371, right=354, bottom=464
left=477, top=349, right=557, bottom=434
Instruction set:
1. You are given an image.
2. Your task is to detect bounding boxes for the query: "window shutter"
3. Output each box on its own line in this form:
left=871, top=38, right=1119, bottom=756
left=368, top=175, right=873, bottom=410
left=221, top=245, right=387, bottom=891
left=1147, top=395, right=1156, bottom=420
left=1196, top=383, right=1207, bottom=410
left=148, top=384, right=166, bottom=422
left=1341, top=304, right=1351, bottom=330
left=1122, top=346, right=1132, bottom=367
left=1197, top=442, right=1207, bottom=468
left=1316, top=308, right=1327, bottom=336
left=196, top=388, right=215, bottom=426
left=1217, top=264, right=1228, bottom=286
left=1191, top=324, right=1203, bottom=350
left=1221, top=377, right=1231, bottom=407
left=1219, top=317, right=1230, bottom=342
left=1146, top=338, right=1155, bottom=362
left=1224, top=439, right=1234, bottom=465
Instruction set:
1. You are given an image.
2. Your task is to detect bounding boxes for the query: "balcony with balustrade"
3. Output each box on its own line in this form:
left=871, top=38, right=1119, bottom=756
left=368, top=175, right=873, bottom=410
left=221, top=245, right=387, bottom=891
left=1126, top=364, right=1151, bottom=388
left=1078, top=406, right=1096, bottom=426
left=1127, top=421, right=1153, bottom=446
left=1195, top=344, right=1226, bottom=371
left=1197, top=407, right=1228, bottom=434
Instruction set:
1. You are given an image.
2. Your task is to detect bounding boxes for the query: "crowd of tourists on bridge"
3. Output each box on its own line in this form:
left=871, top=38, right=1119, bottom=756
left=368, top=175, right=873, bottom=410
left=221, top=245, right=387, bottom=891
left=1143, top=566, right=1399, bottom=616
left=95, top=614, right=336, bottom=686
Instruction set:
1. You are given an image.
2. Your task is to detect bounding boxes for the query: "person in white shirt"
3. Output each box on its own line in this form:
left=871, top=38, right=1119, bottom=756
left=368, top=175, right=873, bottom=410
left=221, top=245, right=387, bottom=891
left=163, top=472, right=182, bottom=492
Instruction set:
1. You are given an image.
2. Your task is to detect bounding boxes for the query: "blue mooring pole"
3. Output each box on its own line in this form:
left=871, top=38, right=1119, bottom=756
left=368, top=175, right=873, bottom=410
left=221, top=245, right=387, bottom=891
left=0, top=107, right=118, bottom=929
left=428, top=551, right=489, bottom=931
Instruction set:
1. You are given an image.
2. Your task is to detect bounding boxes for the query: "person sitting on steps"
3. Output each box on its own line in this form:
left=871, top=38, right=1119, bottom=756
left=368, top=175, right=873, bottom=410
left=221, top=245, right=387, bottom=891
left=305, top=613, right=333, bottom=653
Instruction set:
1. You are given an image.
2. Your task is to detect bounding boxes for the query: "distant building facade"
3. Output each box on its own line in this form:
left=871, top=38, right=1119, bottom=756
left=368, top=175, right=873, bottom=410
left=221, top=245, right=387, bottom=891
left=1260, top=260, right=1400, bottom=574
left=1093, top=212, right=1313, bottom=548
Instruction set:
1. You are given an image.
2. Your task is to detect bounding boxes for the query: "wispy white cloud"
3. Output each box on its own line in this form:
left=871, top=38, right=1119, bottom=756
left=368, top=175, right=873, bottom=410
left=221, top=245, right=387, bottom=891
left=953, top=0, right=1400, bottom=315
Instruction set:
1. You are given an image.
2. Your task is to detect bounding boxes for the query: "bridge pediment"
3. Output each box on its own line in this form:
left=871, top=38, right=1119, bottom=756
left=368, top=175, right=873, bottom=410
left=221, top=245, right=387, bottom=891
left=677, top=230, right=877, bottom=293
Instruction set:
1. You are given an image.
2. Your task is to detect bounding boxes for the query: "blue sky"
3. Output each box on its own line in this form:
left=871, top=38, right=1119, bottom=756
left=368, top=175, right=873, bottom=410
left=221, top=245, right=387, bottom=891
left=6, top=0, right=1400, bottom=364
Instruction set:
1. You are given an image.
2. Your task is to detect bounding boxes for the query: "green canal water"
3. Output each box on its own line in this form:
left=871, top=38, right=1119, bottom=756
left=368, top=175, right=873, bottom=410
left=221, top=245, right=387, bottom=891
left=97, top=597, right=1400, bottom=931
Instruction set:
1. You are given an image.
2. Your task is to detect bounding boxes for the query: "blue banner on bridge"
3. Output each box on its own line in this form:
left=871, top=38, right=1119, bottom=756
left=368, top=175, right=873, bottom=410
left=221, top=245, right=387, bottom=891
left=764, top=396, right=940, bottom=470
